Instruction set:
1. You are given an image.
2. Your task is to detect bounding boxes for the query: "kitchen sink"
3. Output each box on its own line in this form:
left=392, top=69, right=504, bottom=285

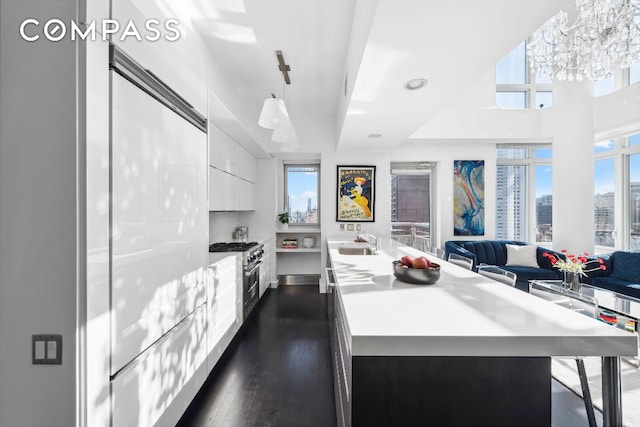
left=337, top=247, right=377, bottom=255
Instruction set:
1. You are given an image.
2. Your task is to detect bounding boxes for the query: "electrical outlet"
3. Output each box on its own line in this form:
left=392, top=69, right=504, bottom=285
left=356, top=224, right=361, bottom=231
left=340, top=224, right=345, bottom=231
left=347, top=224, right=354, bottom=231
left=33, top=334, right=62, bottom=365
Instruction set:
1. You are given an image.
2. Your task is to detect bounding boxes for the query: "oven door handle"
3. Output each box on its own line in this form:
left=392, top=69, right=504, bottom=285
left=245, top=261, right=263, bottom=276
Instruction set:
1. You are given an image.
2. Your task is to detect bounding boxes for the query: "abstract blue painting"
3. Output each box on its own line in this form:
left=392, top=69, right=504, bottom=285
left=453, top=160, right=485, bottom=236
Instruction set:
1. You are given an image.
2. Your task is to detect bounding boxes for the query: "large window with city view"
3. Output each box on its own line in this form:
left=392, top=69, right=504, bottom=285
left=284, top=164, right=319, bottom=225
left=594, top=133, right=640, bottom=251
left=496, top=147, right=552, bottom=243
left=390, top=162, right=435, bottom=247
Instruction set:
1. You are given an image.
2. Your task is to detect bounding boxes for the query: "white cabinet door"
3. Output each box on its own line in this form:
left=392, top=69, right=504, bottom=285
left=112, top=305, right=207, bottom=427
left=208, top=122, right=256, bottom=183
left=209, top=167, right=255, bottom=211
left=209, top=167, right=234, bottom=211
left=238, top=147, right=257, bottom=183
left=237, top=177, right=256, bottom=211
left=259, top=238, right=275, bottom=295
left=111, top=73, right=208, bottom=374
left=206, top=255, right=242, bottom=371
left=208, top=123, right=223, bottom=168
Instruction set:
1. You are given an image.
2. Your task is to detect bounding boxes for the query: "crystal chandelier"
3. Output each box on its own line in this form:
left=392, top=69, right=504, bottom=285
left=527, top=0, right=640, bottom=81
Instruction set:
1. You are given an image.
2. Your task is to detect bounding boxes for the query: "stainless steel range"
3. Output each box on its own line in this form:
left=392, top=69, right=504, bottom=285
left=209, top=241, right=264, bottom=321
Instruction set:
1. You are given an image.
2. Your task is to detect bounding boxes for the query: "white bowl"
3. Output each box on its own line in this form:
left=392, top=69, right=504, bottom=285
left=302, top=237, right=315, bottom=248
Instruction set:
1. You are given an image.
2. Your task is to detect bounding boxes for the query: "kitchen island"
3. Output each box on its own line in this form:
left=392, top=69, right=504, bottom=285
left=327, top=238, right=638, bottom=426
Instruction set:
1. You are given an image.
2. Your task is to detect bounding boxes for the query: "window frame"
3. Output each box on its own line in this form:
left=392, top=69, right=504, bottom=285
left=390, top=162, right=438, bottom=248
left=496, top=144, right=552, bottom=243
left=496, top=41, right=553, bottom=109
left=283, top=161, right=321, bottom=227
left=593, top=132, right=640, bottom=252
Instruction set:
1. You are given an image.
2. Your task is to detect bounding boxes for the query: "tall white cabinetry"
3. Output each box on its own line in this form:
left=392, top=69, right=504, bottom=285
left=208, top=123, right=256, bottom=211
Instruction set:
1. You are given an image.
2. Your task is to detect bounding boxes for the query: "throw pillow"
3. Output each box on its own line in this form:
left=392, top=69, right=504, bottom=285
left=610, top=251, right=640, bottom=282
left=505, top=244, right=539, bottom=268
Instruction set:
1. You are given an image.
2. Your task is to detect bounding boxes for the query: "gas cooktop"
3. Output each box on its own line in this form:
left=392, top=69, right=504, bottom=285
left=209, top=242, right=259, bottom=252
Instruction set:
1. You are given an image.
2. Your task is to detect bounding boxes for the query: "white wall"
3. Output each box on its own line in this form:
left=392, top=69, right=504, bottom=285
left=0, top=1, right=78, bottom=425
left=593, top=82, right=640, bottom=139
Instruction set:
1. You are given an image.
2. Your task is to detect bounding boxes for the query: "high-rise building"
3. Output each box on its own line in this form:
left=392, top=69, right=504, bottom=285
left=496, top=163, right=526, bottom=240
left=536, top=194, right=553, bottom=242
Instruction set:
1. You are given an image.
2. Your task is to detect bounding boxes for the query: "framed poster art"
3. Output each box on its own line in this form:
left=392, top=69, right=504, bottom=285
left=453, top=160, right=485, bottom=236
left=337, top=165, right=375, bottom=222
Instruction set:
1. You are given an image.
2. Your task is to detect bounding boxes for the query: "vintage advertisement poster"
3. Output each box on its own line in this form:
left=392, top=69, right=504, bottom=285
left=337, top=166, right=375, bottom=222
left=453, top=160, right=485, bottom=236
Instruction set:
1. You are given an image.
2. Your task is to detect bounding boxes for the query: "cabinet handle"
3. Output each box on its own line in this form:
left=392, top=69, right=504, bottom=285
left=325, top=267, right=336, bottom=288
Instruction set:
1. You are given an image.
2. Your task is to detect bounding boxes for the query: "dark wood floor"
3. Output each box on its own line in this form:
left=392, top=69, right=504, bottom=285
left=178, top=286, right=336, bottom=427
left=178, top=285, right=601, bottom=427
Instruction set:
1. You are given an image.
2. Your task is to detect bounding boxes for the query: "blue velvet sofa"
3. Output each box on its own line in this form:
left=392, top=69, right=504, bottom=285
left=582, top=250, right=640, bottom=299
left=444, top=240, right=564, bottom=292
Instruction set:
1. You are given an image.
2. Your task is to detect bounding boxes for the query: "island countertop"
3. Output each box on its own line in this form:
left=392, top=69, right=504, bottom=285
left=327, top=238, right=638, bottom=357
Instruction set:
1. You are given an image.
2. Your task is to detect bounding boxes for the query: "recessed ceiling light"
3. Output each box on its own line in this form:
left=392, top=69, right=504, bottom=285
left=368, top=133, right=382, bottom=138
left=404, top=78, right=428, bottom=90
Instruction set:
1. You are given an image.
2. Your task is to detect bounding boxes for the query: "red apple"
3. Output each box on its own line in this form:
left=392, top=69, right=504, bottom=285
left=412, top=256, right=431, bottom=269
left=400, top=255, right=414, bottom=267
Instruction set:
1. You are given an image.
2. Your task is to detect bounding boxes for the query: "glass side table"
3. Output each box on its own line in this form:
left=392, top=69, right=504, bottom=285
left=529, top=279, right=640, bottom=427
left=529, top=279, right=640, bottom=367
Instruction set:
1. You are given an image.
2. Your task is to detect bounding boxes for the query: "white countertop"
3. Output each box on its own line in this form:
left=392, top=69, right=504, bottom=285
left=327, top=238, right=639, bottom=357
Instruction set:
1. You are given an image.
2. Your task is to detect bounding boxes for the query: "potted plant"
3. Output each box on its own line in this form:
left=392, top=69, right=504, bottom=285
left=278, top=212, right=290, bottom=229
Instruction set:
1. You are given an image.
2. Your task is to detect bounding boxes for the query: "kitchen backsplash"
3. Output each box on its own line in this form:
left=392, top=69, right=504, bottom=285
left=209, top=211, right=253, bottom=243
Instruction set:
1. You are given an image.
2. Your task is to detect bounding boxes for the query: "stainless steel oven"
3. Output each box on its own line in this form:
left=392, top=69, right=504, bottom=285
left=209, top=241, right=264, bottom=321
left=243, top=253, right=262, bottom=320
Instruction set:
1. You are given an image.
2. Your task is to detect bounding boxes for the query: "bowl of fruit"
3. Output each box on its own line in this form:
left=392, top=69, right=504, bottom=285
left=393, top=255, right=441, bottom=285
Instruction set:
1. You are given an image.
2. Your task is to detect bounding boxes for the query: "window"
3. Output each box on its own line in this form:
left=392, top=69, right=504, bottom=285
left=594, top=158, right=615, bottom=250
left=593, top=133, right=640, bottom=251
left=629, top=153, right=640, bottom=249
left=535, top=164, right=553, bottom=242
left=390, top=162, right=436, bottom=246
left=631, top=61, right=640, bottom=85
left=496, top=146, right=552, bottom=243
left=595, top=138, right=615, bottom=153
left=496, top=164, right=527, bottom=240
left=593, top=59, right=640, bottom=96
left=284, top=164, right=319, bottom=225
left=496, top=41, right=553, bottom=109
left=594, top=76, right=615, bottom=96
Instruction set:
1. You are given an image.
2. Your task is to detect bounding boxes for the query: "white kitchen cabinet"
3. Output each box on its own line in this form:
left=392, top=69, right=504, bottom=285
left=208, top=121, right=256, bottom=211
left=206, top=254, right=242, bottom=371
left=209, top=122, right=256, bottom=183
left=208, top=167, right=255, bottom=211
left=331, top=288, right=351, bottom=427
left=259, top=237, right=276, bottom=295
left=112, top=304, right=208, bottom=427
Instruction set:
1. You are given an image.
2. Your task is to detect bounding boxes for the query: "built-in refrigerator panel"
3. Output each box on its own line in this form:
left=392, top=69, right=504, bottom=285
left=110, top=69, right=207, bottom=375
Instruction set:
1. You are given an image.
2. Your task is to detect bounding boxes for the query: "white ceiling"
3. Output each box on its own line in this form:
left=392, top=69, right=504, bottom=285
left=191, top=0, right=571, bottom=156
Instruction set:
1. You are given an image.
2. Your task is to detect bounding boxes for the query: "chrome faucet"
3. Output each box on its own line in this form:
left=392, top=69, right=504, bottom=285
left=358, top=233, right=381, bottom=252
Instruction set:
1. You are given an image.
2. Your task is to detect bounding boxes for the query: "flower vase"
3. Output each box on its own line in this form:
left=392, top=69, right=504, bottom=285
left=280, top=223, right=288, bottom=230
left=563, top=271, right=581, bottom=291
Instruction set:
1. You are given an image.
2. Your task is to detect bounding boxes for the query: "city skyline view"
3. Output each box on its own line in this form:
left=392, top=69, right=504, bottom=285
left=286, top=166, right=318, bottom=224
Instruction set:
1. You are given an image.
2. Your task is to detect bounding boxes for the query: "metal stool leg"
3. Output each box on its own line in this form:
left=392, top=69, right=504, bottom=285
left=602, top=356, right=623, bottom=427
left=575, top=358, right=597, bottom=427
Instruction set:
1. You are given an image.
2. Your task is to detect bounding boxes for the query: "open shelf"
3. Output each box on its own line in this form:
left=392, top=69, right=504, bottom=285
left=275, top=227, right=321, bottom=234
left=276, top=247, right=322, bottom=253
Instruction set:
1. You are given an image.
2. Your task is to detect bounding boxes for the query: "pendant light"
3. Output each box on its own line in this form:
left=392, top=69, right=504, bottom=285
left=258, top=50, right=298, bottom=144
